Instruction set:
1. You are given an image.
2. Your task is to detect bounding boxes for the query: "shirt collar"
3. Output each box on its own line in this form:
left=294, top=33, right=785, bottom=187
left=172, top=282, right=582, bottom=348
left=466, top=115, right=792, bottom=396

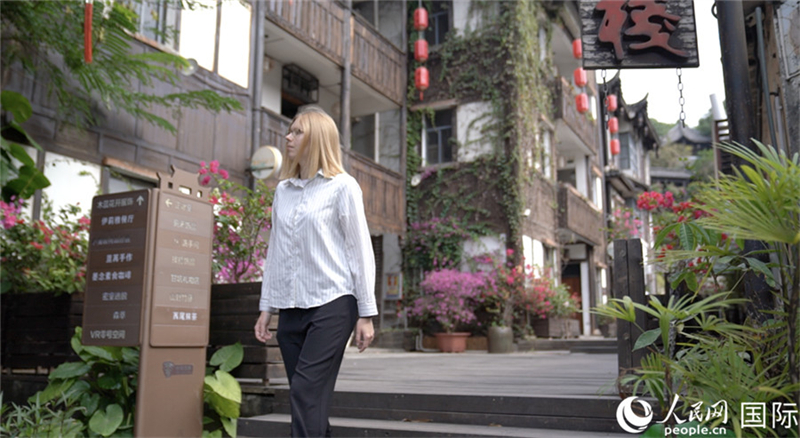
left=287, top=169, right=327, bottom=188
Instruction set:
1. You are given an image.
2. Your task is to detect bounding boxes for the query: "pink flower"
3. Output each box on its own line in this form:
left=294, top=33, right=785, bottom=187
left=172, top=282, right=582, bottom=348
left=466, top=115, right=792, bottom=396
left=200, top=161, right=207, bottom=168
left=201, top=175, right=212, bottom=186
left=506, top=248, right=514, bottom=257
left=199, top=167, right=208, bottom=175
left=209, top=160, right=220, bottom=173
left=219, top=169, right=229, bottom=180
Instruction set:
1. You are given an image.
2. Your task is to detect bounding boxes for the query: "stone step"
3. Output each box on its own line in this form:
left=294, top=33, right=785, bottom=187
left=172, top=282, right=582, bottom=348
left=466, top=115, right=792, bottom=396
left=518, top=338, right=617, bottom=353
left=239, top=413, right=632, bottom=438
left=262, top=390, right=627, bottom=433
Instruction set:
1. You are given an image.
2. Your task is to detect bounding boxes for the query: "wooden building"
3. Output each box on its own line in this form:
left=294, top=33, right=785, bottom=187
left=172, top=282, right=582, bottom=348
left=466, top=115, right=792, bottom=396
left=405, top=0, right=609, bottom=336
left=3, top=1, right=407, bottom=325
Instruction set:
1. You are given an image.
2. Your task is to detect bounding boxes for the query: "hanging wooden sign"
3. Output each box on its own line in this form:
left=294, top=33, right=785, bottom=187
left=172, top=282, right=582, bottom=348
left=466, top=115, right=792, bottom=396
left=580, top=0, right=700, bottom=69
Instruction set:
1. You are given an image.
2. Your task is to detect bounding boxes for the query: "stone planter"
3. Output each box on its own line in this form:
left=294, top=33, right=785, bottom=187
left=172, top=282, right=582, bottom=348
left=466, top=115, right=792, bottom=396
left=487, top=326, right=514, bottom=354
left=532, top=317, right=580, bottom=339
left=600, top=322, right=617, bottom=338
left=434, top=332, right=470, bottom=353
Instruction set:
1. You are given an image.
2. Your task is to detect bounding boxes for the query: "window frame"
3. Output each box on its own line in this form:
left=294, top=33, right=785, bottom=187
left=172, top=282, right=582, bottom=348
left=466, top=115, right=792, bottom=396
left=423, top=108, right=455, bottom=166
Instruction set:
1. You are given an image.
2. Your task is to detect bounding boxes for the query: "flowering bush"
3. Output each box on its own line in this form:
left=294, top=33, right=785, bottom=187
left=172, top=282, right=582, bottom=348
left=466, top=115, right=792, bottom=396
left=405, top=269, right=487, bottom=333
left=199, top=161, right=274, bottom=284
left=0, top=198, right=89, bottom=294
left=607, top=206, right=643, bottom=241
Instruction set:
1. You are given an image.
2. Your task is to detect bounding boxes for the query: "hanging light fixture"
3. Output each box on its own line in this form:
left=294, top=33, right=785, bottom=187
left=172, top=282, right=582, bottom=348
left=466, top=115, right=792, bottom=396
left=608, top=117, right=619, bottom=134
left=575, top=93, right=589, bottom=114
left=84, top=0, right=93, bottom=63
left=573, top=67, right=587, bottom=88
left=610, top=138, right=620, bottom=156
left=414, top=39, right=429, bottom=63
left=415, top=66, right=429, bottom=100
left=606, top=94, right=618, bottom=112
left=413, top=7, right=428, bottom=31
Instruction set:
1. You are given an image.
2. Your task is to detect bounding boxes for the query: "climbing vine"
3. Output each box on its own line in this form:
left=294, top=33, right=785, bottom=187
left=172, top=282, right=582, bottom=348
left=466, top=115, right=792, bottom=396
left=404, top=0, right=557, bottom=295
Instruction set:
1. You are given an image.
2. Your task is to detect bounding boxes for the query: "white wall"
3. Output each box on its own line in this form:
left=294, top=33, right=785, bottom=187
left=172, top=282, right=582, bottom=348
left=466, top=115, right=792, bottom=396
left=461, top=235, right=505, bottom=271
left=260, top=59, right=282, bottom=114
left=457, top=101, right=494, bottom=162
left=452, top=0, right=496, bottom=34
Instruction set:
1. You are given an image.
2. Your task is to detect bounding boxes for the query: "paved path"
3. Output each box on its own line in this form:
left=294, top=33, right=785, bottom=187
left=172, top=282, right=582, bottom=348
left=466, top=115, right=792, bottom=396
left=270, top=348, right=621, bottom=398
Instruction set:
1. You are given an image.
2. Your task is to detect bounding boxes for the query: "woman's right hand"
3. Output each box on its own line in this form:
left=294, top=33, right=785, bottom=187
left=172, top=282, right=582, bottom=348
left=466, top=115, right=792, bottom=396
left=254, top=311, right=273, bottom=343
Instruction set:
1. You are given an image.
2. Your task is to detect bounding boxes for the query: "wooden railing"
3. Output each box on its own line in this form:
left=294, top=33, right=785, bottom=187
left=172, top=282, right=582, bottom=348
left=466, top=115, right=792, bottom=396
left=343, top=148, right=405, bottom=236
left=557, top=183, right=603, bottom=245
left=258, top=109, right=405, bottom=236
left=553, top=77, right=598, bottom=154
left=351, top=14, right=405, bottom=106
left=264, top=0, right=405, bottom=106
left=259, top=108, right=291, bottom=153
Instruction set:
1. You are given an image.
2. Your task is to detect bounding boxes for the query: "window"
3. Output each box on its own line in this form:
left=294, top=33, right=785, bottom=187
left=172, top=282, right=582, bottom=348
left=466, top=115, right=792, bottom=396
left=125, top=0, right=252, bottom=88
left=592, top=174, right=603, bottom=208
left=618, top=132, right=640, bottom=175
left=426, top=1, right=451, bottom=46
left=539, top=130, right=553, bottom=180
left=42, top=152, right=101, bottom=219
left=281, top=64, right=319, bottom=119
left=425, top=109, right=454, bottom=165
left=107, top=171, right=156, bottom=194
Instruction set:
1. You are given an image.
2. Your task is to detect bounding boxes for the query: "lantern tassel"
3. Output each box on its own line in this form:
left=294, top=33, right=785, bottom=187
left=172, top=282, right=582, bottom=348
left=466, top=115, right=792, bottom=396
left=419, top=91, right=424, bottom=101
left=84, top=0, right=93, bottom=64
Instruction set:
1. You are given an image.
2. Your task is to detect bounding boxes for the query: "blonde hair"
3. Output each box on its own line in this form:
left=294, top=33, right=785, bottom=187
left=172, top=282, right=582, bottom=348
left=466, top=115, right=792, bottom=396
left=279, top=108, right=345, bottom=180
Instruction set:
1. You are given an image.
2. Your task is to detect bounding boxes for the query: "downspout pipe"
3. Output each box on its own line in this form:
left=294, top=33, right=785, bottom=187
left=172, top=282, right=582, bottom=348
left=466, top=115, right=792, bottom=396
left=340, top=0, right=352, bottom=149
left=755, top=7, right=778, bottom=148
left=716, top=0, right=756, bottom=158
left=716, top=0, right=773, bottom=323
left=250, top=0, right=265, bottom=187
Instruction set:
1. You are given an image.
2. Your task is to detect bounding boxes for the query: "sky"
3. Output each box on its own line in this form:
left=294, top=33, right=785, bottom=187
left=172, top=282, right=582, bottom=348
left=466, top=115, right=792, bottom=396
left=617, top=0, right=727, bottom=127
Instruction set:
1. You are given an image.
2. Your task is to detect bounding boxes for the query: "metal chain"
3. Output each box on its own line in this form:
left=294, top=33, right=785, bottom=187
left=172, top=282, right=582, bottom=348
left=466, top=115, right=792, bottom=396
left=601, top=69, right=609, bottom=128
left=676, top=67, right=686, bottom=128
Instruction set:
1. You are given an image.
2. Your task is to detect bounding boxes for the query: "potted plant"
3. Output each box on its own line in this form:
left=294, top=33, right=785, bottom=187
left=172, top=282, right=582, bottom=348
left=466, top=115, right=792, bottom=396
left=406, top=268, right=486, bottom=352
left=531, top=279, right=580, bottom=339
left=597, top=313, right=617, bottom=338
left=480, top=250, right=526, bottom=353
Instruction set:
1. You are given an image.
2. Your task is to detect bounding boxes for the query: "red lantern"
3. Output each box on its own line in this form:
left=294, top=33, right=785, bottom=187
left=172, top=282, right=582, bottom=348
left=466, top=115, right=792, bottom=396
left=572, top=39, right=582, bottom=59
left=610, top=138, right=621, bottom=156
left=573, top=67, right=587, bottom=88
left=608, top=116, right=619, bottom=134
left=606, top=94, right=618, bottom=112
left=414, top=39, right=429, bottom=62
left=84, top=0, right=93, bottom=63
left=414, top=7, right=428, bottom=31
left=415, top=66, right=429, bottom=100
left=575, top=93, right=589, bottom=114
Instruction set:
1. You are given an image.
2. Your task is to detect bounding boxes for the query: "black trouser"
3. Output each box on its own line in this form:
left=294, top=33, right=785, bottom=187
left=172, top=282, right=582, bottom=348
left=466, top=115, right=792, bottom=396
left=277, top=295, right=358, bottom=437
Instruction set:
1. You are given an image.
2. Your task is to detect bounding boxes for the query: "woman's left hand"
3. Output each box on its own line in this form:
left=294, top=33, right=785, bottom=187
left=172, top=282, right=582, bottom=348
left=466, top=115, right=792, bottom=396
left=355, top=318, right=374, bottom=352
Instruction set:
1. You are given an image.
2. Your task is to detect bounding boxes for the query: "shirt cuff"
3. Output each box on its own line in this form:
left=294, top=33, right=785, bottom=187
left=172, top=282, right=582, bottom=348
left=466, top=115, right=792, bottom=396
left=357, top=300, right=378, bottom=318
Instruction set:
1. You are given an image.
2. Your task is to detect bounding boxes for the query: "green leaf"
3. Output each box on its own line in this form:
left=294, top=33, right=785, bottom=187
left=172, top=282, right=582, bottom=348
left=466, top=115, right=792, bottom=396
left=82, top=345, right=123, bottom=362
left=678, top=223, right=695, bottom=251
left=204, top=370, right=241, bottom=403
left=205, top=391, right=240, bottom=419
left=209, top=342, right=244, bottom=373
left=97, top=374, right=121, bottom=390
left=80, top=392, right=101, bottom=417
left=31, top=379, right=75, bottom=404
left=89, top=404, right=124, bottom=437
left=203, top=429, right=223, bottom=438
left=221, top=416, right=237, bottom=438
left=50, top=361, right=92, bottom=380
left=745, top=257, right=777, bottom=288
left=634, top=328, right=661, bottom=351
left=641, top=424, right=665, bottom=438
left=6, top=143, right=36, bottom=167
left=1, top=90, right=33, bottom=123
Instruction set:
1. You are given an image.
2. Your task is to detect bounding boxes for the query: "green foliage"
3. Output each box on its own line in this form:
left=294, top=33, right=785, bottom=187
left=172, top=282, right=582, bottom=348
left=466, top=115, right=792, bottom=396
left=3, top=329, right=243, bottom=437
left=0, top=199, right=89, bottom=294
left=0, top=1, right=242, bottom=134
left=0, top=91, right=51, bottom=201
left=651, top=142, right=694, bottom=169
left=648, top=118, right=674, bottom=139
left=0, top=392, right=86, bottom=438
left=204, top=342, right=244, bottom=438
left=694, top=110, right=714, bottom=138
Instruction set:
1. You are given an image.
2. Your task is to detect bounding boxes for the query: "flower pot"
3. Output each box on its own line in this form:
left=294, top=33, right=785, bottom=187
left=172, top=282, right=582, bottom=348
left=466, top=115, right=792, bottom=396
left=600, top=322, right=617, bottom=338
left=434, top=332, right=470, bottom=353
left=487, top=326, right=514, bottom=354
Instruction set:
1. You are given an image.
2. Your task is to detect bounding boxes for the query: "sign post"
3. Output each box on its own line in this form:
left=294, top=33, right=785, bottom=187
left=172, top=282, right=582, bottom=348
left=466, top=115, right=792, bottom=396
left=83, top=166, right=213, bottom=437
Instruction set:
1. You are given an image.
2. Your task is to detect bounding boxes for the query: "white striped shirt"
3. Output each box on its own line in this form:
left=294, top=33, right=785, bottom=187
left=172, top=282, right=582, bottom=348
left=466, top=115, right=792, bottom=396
left=259, top=170, right=378, bottom=317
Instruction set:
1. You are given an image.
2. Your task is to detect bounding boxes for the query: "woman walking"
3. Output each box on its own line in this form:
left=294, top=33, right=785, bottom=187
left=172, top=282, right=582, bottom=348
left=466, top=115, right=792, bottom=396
left=254, top=107, right=377, bottom=437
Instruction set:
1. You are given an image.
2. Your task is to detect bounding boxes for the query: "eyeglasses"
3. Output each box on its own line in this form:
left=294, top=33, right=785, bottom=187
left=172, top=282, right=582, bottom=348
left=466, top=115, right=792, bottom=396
left=286, top=128, right=303, bottom=137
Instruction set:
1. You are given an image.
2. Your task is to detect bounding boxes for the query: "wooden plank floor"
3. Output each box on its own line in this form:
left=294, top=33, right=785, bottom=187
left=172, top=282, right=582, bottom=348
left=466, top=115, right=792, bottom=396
left=268, top=349, right=620, bottom=398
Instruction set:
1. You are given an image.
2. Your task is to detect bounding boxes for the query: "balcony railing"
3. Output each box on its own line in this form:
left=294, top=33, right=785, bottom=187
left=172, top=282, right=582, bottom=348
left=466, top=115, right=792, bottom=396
left=258, top=108, right=405, bottom=236
left=343, top=148, right=405, bottom=236
left=553, top=77, right=598, bottom=154
left=557, top=184, right=603, bottom=246
left=265, top=0, right=405, bottom=106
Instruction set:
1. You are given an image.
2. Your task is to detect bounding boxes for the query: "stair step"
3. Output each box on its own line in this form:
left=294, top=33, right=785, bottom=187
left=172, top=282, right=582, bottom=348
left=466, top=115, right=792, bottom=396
left=264, top=391, right=626, bottom=433
left=239, top=413, right=632, bottom=438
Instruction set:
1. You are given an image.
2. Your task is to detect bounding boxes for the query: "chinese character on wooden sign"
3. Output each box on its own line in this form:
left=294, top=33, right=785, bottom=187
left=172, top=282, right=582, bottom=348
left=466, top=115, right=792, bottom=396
left=580, top=0, right=699, bottom=69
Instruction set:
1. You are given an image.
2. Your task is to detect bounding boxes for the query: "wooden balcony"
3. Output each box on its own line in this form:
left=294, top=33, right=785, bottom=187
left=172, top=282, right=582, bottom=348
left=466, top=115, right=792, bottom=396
left=264, top=0, right=405, bottom=106
left=343, top=148, right=405, bottom=236
left=557, top=184, right=603, bottom=246
left=553, top=77, right=598, bottom=154
left=258, top=108, right=405, bottom=236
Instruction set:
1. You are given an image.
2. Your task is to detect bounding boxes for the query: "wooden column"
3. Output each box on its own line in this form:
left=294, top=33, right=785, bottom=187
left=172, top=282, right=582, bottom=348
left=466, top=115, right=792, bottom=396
left=340, top=0, right=352, bottom=149
left=613, top=239, right=647, bottom=376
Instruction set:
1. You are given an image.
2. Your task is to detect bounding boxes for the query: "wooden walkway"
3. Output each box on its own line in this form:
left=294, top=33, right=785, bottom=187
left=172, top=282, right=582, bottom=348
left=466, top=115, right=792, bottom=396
left=268, top=348, right=621, bottom=398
